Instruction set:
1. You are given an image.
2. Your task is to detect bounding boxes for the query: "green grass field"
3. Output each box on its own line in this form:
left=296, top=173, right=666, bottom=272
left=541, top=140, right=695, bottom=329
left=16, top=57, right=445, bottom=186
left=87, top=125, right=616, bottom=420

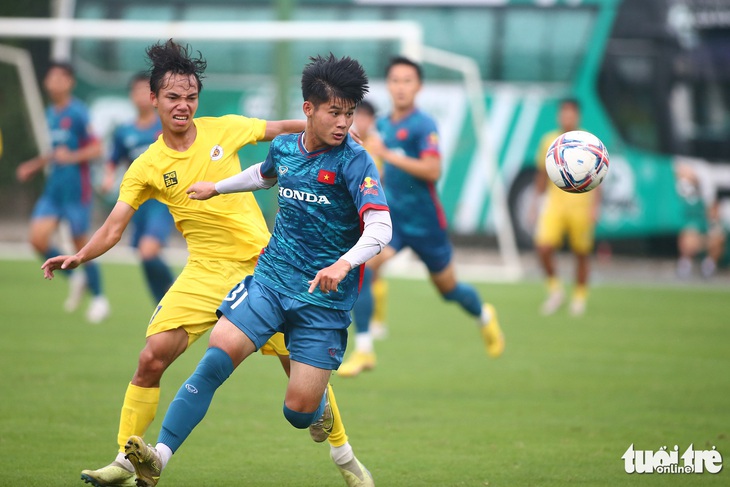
left=0, top=258, right=728, bottom=486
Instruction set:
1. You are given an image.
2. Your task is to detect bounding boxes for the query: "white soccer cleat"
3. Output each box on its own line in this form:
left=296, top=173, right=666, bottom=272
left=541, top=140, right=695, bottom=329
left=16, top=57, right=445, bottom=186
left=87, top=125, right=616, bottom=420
left=81, top=461, right=136, bottom=486
left=569, top=297, right=587, bottom=316
left=87, top=296, right=111, bottom=324
left=64, top=271, right=86, bottom=312
left=332, top=454, right=375, bottom=487
left=540, top=289, right=564, bottom=316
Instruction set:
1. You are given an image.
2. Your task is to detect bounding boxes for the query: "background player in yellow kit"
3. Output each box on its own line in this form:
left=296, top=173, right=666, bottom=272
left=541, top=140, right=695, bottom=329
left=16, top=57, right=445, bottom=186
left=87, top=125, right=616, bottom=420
left=42, top=40, right=371, bottom=487
left=532, top=98, right=601, bottom=316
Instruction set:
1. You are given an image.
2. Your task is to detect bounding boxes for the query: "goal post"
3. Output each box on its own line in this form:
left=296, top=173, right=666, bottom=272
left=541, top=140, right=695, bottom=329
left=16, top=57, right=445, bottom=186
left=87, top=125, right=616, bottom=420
left=0, top=16, right=522, bottom=281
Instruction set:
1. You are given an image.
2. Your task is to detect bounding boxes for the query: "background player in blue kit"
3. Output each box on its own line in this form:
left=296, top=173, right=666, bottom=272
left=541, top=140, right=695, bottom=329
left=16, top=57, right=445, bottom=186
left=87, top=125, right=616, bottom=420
left=123, top=53, right=390, bottom=487
left=339, top=56, right=505, bottom=377
left=101, top=73, right=174, bottom=304
left=16, top=61, right=110, bottom=323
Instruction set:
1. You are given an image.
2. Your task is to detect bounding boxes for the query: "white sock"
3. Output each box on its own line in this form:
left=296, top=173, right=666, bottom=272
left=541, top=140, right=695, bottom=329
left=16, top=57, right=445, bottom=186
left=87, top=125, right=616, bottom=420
left=155, top=443, right=174, bottom=470
left=115, top=452, right=134, bottom=472
left=330, top=442, right=354, bottom=465
left=355, top=332, right=373, bottom=354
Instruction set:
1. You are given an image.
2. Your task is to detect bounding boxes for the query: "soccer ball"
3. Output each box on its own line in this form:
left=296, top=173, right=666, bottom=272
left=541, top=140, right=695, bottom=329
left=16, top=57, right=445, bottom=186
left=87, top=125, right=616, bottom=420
left=545, top=130, right=609, bottom=193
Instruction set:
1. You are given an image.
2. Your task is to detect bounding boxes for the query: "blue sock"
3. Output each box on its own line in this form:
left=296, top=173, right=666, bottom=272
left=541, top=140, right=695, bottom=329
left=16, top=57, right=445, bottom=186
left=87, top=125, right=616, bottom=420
left=443, top=282, right=482, bottom=317
left=44, top=247, right=73, bottom=278
left=283, top=393, right=326, bottom=429
left=158, top=347, right=234, bottom=452
left=352, top=267, right=374, bottom=334
left=142, top=257, right=174, bottom=303
left=84, top=261, right=102, bottom=296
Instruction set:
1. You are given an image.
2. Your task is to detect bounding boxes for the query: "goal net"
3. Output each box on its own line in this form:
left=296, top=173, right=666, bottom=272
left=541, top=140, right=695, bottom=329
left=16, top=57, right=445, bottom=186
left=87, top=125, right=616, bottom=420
left=0, top=16, right=521, bottom=281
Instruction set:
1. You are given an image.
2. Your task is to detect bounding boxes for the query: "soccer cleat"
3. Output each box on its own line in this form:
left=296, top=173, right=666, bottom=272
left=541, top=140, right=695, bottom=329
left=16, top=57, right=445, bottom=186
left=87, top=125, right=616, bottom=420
left=80, top=461, right=136, bottom=487
left=87, top=295, right=111, bottom=324
left=333, top=454, right=375, bottom=487
left=124, top=436, right=161, bottom=487
left=309, top=385, right=334, bottom=443
left=480, top=304, right=505, bottom=358
left=540, top=289, right=564, bottom=315
left=64, top=271, right=86, bottom=312
left=569, top=297, right=587, bottom=316
left=337, top=352, right=376, bottom=378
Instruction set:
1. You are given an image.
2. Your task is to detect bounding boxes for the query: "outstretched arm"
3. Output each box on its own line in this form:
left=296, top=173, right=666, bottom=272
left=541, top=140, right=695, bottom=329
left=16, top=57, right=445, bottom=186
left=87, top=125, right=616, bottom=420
left=187, top=162, right=276, bottom=200
left=368, top=136, right=440, bottom=183
left=263, top=120, right=306, bottom=141
left=42, top=201, right=135, bottom=279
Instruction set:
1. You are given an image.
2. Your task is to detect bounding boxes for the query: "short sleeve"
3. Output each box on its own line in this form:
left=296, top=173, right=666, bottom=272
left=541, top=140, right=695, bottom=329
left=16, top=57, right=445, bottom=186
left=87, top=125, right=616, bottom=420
left=260, top=138, right=279, bottom=179
left=224, top=115, right=267, bottom=150
left=75, top=104, right=95, bottom=147
left=118, top=159, right=153, bottom=210
left=344, top=151, right=389, bottom=217
left=417, top=118, right=440, bottom=157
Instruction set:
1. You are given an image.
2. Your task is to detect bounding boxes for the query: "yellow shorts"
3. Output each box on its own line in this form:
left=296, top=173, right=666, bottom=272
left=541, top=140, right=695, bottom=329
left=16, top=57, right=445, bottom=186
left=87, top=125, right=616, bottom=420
left=146, top=258, right=289, bottom=355
left=534, top=206, right=594, bottom=255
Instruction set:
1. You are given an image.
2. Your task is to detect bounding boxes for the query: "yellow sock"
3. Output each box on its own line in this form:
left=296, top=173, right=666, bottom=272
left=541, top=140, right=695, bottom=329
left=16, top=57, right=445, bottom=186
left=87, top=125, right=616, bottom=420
left=372, top=278, right=388, bottom=324
left=573, top=285, right=588, bottom=301
left=547, top=276, right=561, bottom=293
left=326, top=383, right=348, bottom=448
left=117, top=383, right=160, bottom=452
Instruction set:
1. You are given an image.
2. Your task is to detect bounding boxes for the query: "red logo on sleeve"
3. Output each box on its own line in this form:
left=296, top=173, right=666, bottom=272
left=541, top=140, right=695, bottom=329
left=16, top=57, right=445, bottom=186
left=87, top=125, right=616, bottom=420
left=317, top=169, right=336, bottom=184
left=359, top=177, right=380, bottom=196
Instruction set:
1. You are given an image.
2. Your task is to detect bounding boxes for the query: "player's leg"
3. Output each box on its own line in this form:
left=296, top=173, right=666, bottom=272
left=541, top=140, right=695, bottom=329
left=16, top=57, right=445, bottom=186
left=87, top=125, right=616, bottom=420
left=340, top=244, right=397, bottom=377
left=370, top=272, right=389, bottom=340
left=67, top=201, right=110, bottom=323
left=535, top=208, right=566, bottom=315
left=567, top=211, right=595, bottom=316
left=702, top=225, right=725, bottom=278
left=135, top=202, right=175, bottom=304
left=677, top=228, right=702, bottom=278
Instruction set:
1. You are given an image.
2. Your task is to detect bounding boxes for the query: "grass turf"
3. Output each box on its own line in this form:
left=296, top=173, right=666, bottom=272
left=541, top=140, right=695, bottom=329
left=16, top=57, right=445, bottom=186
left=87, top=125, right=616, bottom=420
left=0, top=259, right=727, bottom=486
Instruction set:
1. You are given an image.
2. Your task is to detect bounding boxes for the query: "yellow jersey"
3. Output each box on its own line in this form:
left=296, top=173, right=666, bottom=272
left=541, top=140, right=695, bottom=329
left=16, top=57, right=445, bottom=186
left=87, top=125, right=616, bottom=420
left=536, top=129, right=596, bottom=211
left=119, top=115, right=271, bottom=261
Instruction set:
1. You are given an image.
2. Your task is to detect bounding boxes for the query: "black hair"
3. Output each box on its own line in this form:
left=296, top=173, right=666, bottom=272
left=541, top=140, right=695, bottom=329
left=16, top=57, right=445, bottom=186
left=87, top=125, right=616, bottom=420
left=301, top=53, right=369, bottom=107
left=129, top=71, right=150, bottom=90
left=145, top=39, right=207, bottom=95
left=559, top=97, right=581, bottom=111
left=385, top=56, right=422, bottom=81
left=47, top=61, right=75, bottom=78
left=357, top=99, right=376, bottom=117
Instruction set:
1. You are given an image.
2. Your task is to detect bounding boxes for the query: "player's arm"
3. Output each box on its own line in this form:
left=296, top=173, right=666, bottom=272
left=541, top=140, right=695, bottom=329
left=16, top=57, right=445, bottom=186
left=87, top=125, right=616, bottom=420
left=374, top=136, right=440, bottom=182
left=308, top=209, right=393, bottom=294
left=16, top=153, right=52, bottom=182
left=186, top=162, right=277, bottom=200
left=41, top=201, right=135, bottom=279
left=262, top=120, right=306, bottom=141
left=53, top=136, right=103, bottom=165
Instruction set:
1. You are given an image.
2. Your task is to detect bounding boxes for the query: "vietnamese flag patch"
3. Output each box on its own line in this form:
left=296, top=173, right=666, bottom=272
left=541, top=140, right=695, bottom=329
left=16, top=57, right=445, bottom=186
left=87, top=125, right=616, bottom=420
left=317, top=169, right=336, bottom=184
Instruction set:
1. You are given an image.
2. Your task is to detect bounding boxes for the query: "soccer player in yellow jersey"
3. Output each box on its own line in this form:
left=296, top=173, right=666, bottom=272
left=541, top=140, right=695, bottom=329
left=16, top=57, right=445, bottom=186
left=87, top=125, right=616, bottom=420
left=532, top=99, right=600, bottom=316
left=42, top=40, right=370, bottom=487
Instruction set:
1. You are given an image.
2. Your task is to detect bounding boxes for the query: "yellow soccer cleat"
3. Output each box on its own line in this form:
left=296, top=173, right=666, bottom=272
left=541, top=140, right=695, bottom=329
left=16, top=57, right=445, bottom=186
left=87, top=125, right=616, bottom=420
left=81, top=461, right=136, bottom=487
left=337, top=351, right=376, bottom=378
left=124, top=436, right=161, bottom=487
left=309, top=384, right=334, bottom=443
left=333, top=455, right=375, bottom=487
left=480, top=304, right=505, bottom=358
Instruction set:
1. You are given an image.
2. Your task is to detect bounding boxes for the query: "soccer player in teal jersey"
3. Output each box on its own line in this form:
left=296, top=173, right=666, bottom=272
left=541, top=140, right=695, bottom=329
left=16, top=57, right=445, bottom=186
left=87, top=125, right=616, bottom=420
left=101, top=73, right=174, bottom=304
left=123, top=53, right=389, bottom=486
left=16, top=62, right=109, bottom=323
left=340, top=56, right=505, bottom=377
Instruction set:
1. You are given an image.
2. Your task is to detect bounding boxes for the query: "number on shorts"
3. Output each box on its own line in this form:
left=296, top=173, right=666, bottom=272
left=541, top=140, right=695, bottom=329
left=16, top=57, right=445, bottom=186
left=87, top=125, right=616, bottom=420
left=223, top=281, right=249, bottom=310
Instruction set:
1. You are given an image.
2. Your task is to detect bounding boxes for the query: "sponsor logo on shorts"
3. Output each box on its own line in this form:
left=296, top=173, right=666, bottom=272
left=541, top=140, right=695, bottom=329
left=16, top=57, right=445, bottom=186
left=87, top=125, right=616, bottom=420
left=328, top=347, right=339, bottom=358
left=164, top=171, right=178, bottom=187
left=210, top=145, right=224, bottom=161
left=185, top=384, right=198, bottom=394
left=279, top=186, right=331, bottom=205
left=622, top=444, right=723, bottom=474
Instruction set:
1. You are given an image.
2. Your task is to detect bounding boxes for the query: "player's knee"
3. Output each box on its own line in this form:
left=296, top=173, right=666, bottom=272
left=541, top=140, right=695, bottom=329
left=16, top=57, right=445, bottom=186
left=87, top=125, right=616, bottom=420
left=138, top=238, right=162, bottom=260
left=29, top=233, right=48, bottom=254
left=135, top=347, right=166, bottom=384
left=283, top=402, right=317, bottom=429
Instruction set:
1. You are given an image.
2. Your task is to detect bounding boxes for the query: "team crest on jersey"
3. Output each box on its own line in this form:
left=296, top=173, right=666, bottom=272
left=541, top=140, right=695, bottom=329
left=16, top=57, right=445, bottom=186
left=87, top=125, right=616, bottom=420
left=359, top=177, right=379, bottom=196
left=163, top=171, right=178, bottom=187
left=279, top=166, right=288, bottom=175
left=210, top=145, right=224, bottom=161
left=396, top=128, right=409, bottom=140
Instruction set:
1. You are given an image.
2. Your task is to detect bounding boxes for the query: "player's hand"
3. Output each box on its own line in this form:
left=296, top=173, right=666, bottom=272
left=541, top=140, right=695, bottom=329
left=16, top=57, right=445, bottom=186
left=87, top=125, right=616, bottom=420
left=349, top=129, right=363, bottom=145
left=308, top=259, right=352, bottom=294
left=16, top=157, right=44, bottom=182
left=41, top=255, right=82, bottom=279
left=100, top=171, right=116, bottom=194
left=367, top=134, right=387, bottom=158
left=53, top=146, right=75, bottom=164
left=187, top=182, right=219, bottom=200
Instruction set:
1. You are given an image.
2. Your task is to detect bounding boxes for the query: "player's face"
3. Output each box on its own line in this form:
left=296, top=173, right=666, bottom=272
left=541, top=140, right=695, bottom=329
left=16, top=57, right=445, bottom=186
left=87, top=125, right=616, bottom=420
left=558, top=104, right=580, bottom=131
left=304, top=99, right=356, bottom=149
left=152, top=73, right=199, bottom=134
left=386, top=64, right=421, bottom=111
left=43, top=67, right=74, bottom=102
left=130, top=79, right=153, bottom=113
left=353, top=109, right=375, bottom=135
